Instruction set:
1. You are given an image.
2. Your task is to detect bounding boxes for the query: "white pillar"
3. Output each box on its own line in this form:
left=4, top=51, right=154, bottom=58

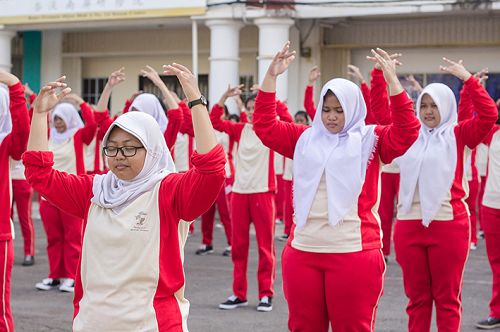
left=192, top=20, right=199, bottom=79
left=0, top=29, right=16, bottom=72
left=206, top=19, right=243, bottom=114
left=63, top=57, right=82, bottom=97
left=41, top=30, right=63, bottom=85
left=255, top=18, right=294, bottom=101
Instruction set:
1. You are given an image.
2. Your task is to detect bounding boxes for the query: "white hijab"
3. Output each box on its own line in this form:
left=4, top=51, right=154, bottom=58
left=293, top=78, right=376, bottom=229
left=0, top=84, right=12, bottom=145
left=395, top=83, right=458, bottom=226
left=50, top=103, right=84, bottom=143
left=130, top=93, right=168, bottom=133
left=91, top=112, right=176, bottom=213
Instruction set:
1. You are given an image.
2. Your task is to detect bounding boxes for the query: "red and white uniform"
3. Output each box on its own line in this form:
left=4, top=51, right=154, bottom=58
left=210, top=104, right=277, bottom=301
left=23, top=136, right=226, bottom=330
left=0, top=82, right=30, bottom=332
left=254, top=81, right=420, bottom=331
left=393, top=77, right=498, bottom=332
left=41, top=102, right=97, bottom=281
left=481, top=125, right=500, bottom=319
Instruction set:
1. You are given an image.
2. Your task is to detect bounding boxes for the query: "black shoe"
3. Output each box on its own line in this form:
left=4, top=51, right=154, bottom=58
left=195, top=245, right=214, bottom=256
left=476, top=317, right=500, bottom=329
left=222, top=246, right=231, bottom=257
left=384, top=256, right=389, bottom=264
left=276, top=234, right=289, bottom=242
left=257, top=296, right=273, bottom=312
left=22, top=255, right=34, bottom=266
left=219, top=295, right=248, bottom=310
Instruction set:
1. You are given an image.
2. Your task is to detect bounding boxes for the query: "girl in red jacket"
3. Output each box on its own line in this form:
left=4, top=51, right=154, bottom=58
left=253, top=43, right=420, bottom=331
left=23, top=63, right=225, bottom=332
left=393, top=59, right=498, bottom=332
left=36, top=93, right=97, bottom=293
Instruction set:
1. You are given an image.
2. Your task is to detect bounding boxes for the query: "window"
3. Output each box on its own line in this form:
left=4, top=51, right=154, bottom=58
left=82, top=77, right=108, bottom=108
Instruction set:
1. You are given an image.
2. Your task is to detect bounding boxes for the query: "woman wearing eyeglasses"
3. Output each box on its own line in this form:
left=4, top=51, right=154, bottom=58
left=36, top=96, right=97, bottom=293
left=22, top=64, right=225, bottom=331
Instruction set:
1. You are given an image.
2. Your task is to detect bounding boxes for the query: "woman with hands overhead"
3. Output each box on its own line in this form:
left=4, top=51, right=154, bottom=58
left=35, top=82, right=97, bottom=294
left=22, top=63, right=225, bottom=331
left=253, top=43, right=420, bottom=331
left=391, top=57, right=498, bottom=332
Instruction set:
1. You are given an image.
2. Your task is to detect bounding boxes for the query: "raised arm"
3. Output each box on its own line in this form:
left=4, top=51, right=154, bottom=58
left=163, top=63, right=218, bottom=154
left=369, top=68, right=391, bottom=125
left=256, top=41, right=308, bottom=159
left=439, top=58, right=498, bottom=148
left=367, top=48, right=420, bottom=163
left=0, top=71, right=30, bottom=160
left=96, top=67, right=125, bottom=113
left=141, top=65, right=179, bottom=110
left=304, top=66, right=320, bottom=120
left=65, top=93, right=97, bottom=145
left=24, top=77, right=94, bottom=217
left=276, top=100, right=293, bottom=122
left=209, top=86, right=246, bottom=141
left=348, top=64, right=374, bottom=124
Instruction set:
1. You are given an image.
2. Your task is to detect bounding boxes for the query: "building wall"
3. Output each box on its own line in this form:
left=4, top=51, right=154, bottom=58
left=62, top=25, right=260, bottom=114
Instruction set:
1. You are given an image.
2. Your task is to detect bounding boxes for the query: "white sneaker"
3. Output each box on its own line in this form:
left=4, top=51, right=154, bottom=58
left=59, top=278, right=75, bottom=293
left=470, top=243, right=477, bottom=250
left=35, top=278, right=60, bottom=291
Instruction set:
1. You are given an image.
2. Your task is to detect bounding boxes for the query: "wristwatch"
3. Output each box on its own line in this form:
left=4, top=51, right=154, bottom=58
left=188, top=95, right=208, bottom=109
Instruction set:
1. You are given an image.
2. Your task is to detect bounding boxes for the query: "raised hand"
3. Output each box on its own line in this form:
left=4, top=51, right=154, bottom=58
left=474, top=68, right=488, bottom=85
left=0, top=69, right=20, bottom=86
left=347, top=65, right=365, bottom=83
left=406, top=74, right=423, bottom=93
left=226, top=84, right=244, bottom=98
left=33, top=76, right=71, bottom=114
left=440, top=58, right=472, bottom=81
left=163, top=63, right=201, bottom=102
left=366, top=48, right=403, bottom=96
left=308, top=66, right=321, bottom=85
left=250, top=84, right=261, bottom=93
left=64, top=93, right=85, bottom=106
left=107, top=67, right=126, bottom=87
left=266, top=41, right=296, bottom=78
left=140, top=65, right=162, bottom=85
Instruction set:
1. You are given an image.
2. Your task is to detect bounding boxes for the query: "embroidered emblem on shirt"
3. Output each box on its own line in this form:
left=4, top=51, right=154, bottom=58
left=131, top=212, right=149, bottom=232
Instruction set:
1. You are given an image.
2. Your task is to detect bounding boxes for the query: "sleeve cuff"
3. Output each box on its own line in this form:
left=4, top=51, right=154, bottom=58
left=191, top=144, right=226, bottom=173
left=390, top=90, right=411, bottom=107
left=22, top=151, right=54, bottom=167
left=256, top=90, right=276, bottom=103
left=9, top=82, right=24, bottom=97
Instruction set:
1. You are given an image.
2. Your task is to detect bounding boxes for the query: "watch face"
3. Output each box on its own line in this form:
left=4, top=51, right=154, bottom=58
left=201, top=95, right=208, bottom=105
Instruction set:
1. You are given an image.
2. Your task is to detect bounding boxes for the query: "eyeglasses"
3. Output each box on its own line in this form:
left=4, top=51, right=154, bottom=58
left=103, top=146, right=145, bottom=157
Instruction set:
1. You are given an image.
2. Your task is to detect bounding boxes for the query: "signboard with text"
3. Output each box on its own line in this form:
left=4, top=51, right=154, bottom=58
left=0, top=0, right=206, bottom=25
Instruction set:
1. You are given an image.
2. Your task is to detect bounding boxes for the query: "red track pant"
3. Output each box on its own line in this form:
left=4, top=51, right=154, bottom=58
left=394, top=218, right=469, bottom=332
left=282, top=245, right=385, bottom=332
left=283, top=180, right=293, bottom=237
left=275, top=174, right=285, bottom=221
left=0, top=240, right=13, bottom=332
left=201, top=184, right=232, bottom=246
left=231, top=192, right=276, bottom=300
left=39, top=199, right=83, bottom=279
left=482, top=205, right=500, bottom=318
left=466, top=178, right=479, bottom=245
left=10, top=179, right=35, bottom=256
left=378, top=173, right=400, bottom=256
